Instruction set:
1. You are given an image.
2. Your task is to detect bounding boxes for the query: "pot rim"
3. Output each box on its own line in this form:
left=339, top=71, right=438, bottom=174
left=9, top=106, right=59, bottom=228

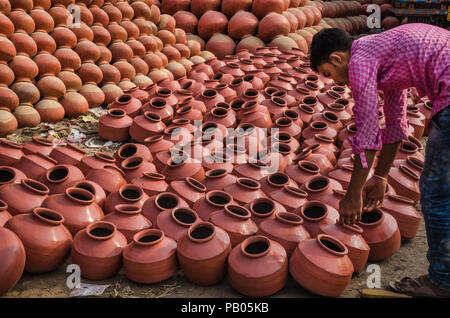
left=399, top=164, right=419, bottom=181
left=185, top=177, right=207, bottom=192
left=298, top=160, right=320, bottom=174
left=237, top=177, right=261, bottom=190
left=21, top=178, right=50, bottom=195
left=93, top=151, right=116, bottom=163
left=206, top=190, right=233, bottom=207
left=114, top=204, right=142, bottom=215
left=121, top=155, right=144, bottom=171
left=187, top=221, right=216, bottom=243
left=118, top=183, right=144, bottom=202
left=154, top=192, right=180, bottom=211
left=86, top=221, right=117, bottom=241
left=0, top=166, right=19, bottom=185
left=316, top=234, right=348, bottom=256
left=45, top=165, right=70, bottom=184
left=171, top=207, right=198, bottom=227
left=300, top=200, right=328, bottom=222
left=306, top=176, right=330, bottom=193
left=240, top=235, right=271, bottom=258
left=33, top=207, right=65, bottom=226
left=223, top=204, right=251, bottom=220
left=358, top=209, right=385, bottom=227
left=133, top=228, right=164, bottom=246
left=249, top=198, right=275, bottom=217
left=275, top=211, right=303, bottom=226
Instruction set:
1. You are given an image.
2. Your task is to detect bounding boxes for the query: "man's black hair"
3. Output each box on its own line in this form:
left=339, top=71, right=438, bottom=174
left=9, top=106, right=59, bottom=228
left=310, top=28, right=354, bottom=72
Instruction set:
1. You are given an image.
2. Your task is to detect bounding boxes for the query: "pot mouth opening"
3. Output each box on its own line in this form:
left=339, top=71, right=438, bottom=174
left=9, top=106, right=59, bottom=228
left=303, top=202, right=327, bottom=220
left=274, top=142, right=291, bottom=154
left=276, top=117, right=292, bottom=126
left=277, top=211, right=302, bottom=224
left=144, top=112, right=162, bottom=121
left=225, top=204, right=250, bottom=218
left=206, top=169, right=227, bottom=178
left=359, top=210, right=383, bottom=225
left=47, top=166, right=69, bottom=182
left=335, top=98, right=349, bottom=106
left=241, top=236, right=270, bottom=257
left=186, top=177, right=207, bottom=192
left=202, top=89, right=218, bottom=98
left=67, top=187, right=94, bottom=203
left=173, top=208, right=197, bottom=225
left=213, top=73, right=223, bottom=80
left=189, top=222, right=215, bottom=241
left=34, top=208, right=64, bottom=225
left=123, top=156, right=143, bottom=168
left=231, top=99, right=245, bottom=110
left=0, top=168, right=15, bottom=183
left=400, top=164, right=420, bottom=180
left=87, top=222, right=115, bottom=239
left=136, top=229, right=163, bottom=245
left=156, top=87, right=171, bottom=97
left=272, top=97, right=287, bottom=106
left=307, top=177, right=329, bottom=191
left=22, top=179, right=50, bottom=195
left=238, top=178, right=260, bottom=189
left=119, top=144, right=137, bottom=158
left=324, top=111, right=338, bottom=122
left=252, top=199, right=274, bottom=215
left=207, top=191, right=232, bottom=206
left=212, top=107, right=227, bottom=116
left=299, top=104, right=314, bottom=114
left=156, top=193, right=179, bottom=210
left=73, top=182, right=96, bottom=195
left=317, top=234, right=347, bottom=256
left=145, top=135, right=163, bottom=143
left=117, top=94, right=132, bottom=103
left=268, top=173, right=289, bottom=186
left=401, top=141, right=418, bottom=152
left=276, top=132, right=291, bottom=142
left=311, top=121, right=327, bottom=129
left=299, top=160, right=320, bottom=173
left=116, top=204, right=141, bottom=214
left=120, top=186, right=142, bottom=200
left=244, top=89, right=258, bottom=97
left=303, top=96, right=317, bottom=105
left=94, top=152, right=115, bottom=162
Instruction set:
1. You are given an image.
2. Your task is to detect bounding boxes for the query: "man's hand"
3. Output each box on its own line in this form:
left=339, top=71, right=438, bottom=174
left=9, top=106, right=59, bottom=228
left=363, top=176, right=387, bottom=212
left=339, top=192, right=363, bottom=225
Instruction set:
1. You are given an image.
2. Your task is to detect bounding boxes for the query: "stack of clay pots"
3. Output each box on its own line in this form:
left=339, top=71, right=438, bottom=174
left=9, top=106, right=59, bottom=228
left=0, top=0, right=214, bottom=136
left=0, top=40, right=428, bottom=297
left=163, top=0, right=371, bottom=58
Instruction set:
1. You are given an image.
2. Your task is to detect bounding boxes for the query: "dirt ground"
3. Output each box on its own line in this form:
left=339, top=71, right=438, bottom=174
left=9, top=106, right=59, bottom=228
left=1, top=126, right=430, bottom=298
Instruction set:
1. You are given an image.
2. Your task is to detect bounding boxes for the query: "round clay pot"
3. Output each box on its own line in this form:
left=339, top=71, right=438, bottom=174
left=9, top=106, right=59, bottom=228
left=0, top=227, right=26, bottom=296
left=269, top=185, right=308, bottom=213
left=209, top=204, right=258, bottom=247
left=177, top=221, right=231, bottom=285
left=142, top=191, right=189, bottom=225
left=114, top=143, right=153, bottom=166
left=41, top=187, right=104, bottom=236
left=0, top=179, right=49, bottom=216
left=319, top=222, right=370, bottom=273
left=381, top=194, right=421, bottom=240
left=167, top=177, right=207, bottom=208
left=228, top=235, right=288, bottom=296
left=77, top=151, right=116, bottom=175
left=358, top=209, right=401, bottom=261
left=129, top=112, right=166, bottom=143
left=104, top=184, right=150, bottom=215
left=227, top=11, right=258, bottom=41
left=103, top=204, right=152, bottom=243
left=85, top=164, right=127, bottom=196
left=156, top=207, right=200, bottom=242
left=123, top=228, right=178, bottom=284
left=98, top=108, right=133, bottom=142
left=297, top=200, right=340, bottom=237
left=0, top=140, right=24, bottom=166
left=387, top=165, right=420, bottom=204
left=38, top=164, right=84, bottom=195
left=13, top=152, right=56, bottom=180
left=71, top=221, right=127, bottom=280
left=259, top=211, right=311, bottom=256
left=71, top=180, right=106, bottom=211
left=131, top=172, right=168, bottom=197
left=0, top=166, right=27, bottom=187
left=290, top=234, right=354, bottom=297
left=5, top=208, right=72, bottom=273
left=224, top=178, right=266, bottom=205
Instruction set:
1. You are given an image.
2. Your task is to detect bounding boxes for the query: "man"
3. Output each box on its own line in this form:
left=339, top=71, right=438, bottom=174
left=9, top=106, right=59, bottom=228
left=310, top=23, right=449, bottom=297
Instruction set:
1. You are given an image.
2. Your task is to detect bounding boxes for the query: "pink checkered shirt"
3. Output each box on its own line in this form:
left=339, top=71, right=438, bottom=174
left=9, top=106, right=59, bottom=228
left=348, top=23, right=450, bottom=167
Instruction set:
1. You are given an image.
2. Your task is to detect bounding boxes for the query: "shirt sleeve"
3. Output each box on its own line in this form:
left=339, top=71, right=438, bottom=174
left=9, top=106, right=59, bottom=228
left=381, top=89, right=409, bottom=144
left=347, top=57, right=382, bottom=168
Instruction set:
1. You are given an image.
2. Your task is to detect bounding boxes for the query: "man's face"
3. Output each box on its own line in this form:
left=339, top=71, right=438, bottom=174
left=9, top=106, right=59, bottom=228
left=316, top=59, right=349, bottom=86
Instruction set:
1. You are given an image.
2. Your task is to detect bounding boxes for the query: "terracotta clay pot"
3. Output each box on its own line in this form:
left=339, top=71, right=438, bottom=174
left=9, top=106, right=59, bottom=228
left=71, top=179, right=106, bottom=211
left=103, top=205, right=152, bottom=243
left=60, top=91, right=89, bottom=118
left=131, top=172, right=169, bottom=197
left=381, top=194, right=422, bottom=240
left=129, top=112, right=166, bottom=143
left=358, top=209, right=401, bottom=261
left=301, top=175, right=343, bottom=201
left=202, top=169, right=237, bottom=192
left=142, top=191, right=189, bottom=225
left=120, top=156, right=157, bottom=183
left=0, top=166, right=27, bottom=187
left=290, top=234, right=354, bottom=297
left=108, top=94, right=142, bottom=118
left=192, top=190, right=235, bottom=221
left=0, top=140, right=24, bottom=166
left=228, top=235, right=288, bottom=297
left=224, top=178, right=266, bottom=205
left=98, top=108, right=132, bottom=142
left=38, top=164, right=84, bottom=195
left=123, top=228, right=178, bottom=284
left=227, top=10, right=258, bottom=41
left=269, top=185, right=308, bottom=213
left=167, top=177, right=207, bottom=208
left=387, top=164, right=421, bottom=204
left=209, top=204, right=258, bottom=247
left=161, top=153, right=205, bottom=183
left=0, top=227, right=26, bottom=296
left=177, top=221, right=231, bottom=285
left=285, top=160, right=320, bottom=186
left=71, top=221, right=127, bottom=280
left=297, top=200, right=340, bottom=237
left=5, top=208, right=72, bottom=273
left=77, top=152, right=116, bottom=176
left=114, top=143, right=153, bottom=166
left=0, top=179, right=49, bottom=216
left=259, top=211, right=311, bottom=256
left=319, top=222, right=370, bottom=273
left=85, top=165, right=127, bottom=196
left=104, top=184, right=150, bottom=215
left=156, top=207, right=200, bottom=242
left=12, top=152, right=56, bottom=180
left=41, top=187, right=104, bottom=236
left=252, top=0, right=285, bottom=19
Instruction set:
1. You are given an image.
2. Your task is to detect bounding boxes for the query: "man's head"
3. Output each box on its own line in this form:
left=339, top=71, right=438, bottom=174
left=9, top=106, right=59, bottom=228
left=310, top=28, right=353, bottom=86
